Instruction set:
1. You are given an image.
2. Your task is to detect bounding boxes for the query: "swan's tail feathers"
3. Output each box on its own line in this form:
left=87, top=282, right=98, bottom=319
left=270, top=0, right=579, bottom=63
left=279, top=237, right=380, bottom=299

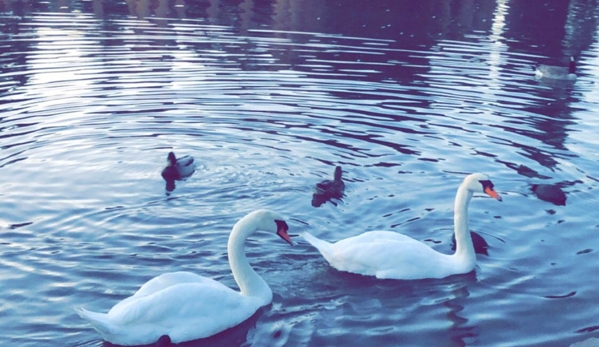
left=302, top=232, right=334, bottom=256
left=74, top=307, right=115, bottom=339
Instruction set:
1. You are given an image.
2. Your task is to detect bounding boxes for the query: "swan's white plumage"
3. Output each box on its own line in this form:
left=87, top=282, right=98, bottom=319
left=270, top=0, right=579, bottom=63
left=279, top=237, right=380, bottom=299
left=303, top=231, right=459, bottom=279
left=76, top=277, right=260, bottom=344
left=303, top=173, right=501, bottom=280
left=76, top=209, right=292, bottom=346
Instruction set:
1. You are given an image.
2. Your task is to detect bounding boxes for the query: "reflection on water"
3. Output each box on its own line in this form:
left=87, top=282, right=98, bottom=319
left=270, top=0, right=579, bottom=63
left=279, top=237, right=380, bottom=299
left=2, top=0, right=597, bottom=51
left=444, top=284, right=475, bottom=347
left=2, top=1, right=599, bottom=347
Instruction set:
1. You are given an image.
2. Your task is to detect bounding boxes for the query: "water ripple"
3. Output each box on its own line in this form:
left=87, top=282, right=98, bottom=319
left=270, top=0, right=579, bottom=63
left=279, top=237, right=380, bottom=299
left=1, top=6, right=599, bottom=347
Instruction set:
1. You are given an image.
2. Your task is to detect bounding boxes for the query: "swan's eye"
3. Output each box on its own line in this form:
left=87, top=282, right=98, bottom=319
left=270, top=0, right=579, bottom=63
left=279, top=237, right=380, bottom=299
left=479, top=180, right=494, bottom=190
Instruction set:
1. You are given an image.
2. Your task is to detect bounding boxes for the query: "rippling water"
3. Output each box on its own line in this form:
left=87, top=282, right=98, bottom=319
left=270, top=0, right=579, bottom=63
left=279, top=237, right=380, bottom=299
left=1, top=1, right=599, bottom=347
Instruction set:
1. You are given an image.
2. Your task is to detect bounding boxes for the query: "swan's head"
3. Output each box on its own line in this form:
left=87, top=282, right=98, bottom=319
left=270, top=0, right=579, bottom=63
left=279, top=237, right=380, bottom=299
left=245, top=209, right=293, bottom=246
left=463, top=173, right=502, bottom=201
left=166, top=152, right=177, bottom=166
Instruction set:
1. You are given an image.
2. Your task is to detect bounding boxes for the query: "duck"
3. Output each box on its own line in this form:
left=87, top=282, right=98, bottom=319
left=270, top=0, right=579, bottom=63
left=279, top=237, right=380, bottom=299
left=531, top=183, right=566, bottom=206
left=302, top=173, right=502, bottom=280
left=75, top=209, right=293, bottom=346
left=161, top=151, right=195, bottom=181
left=534, top=56, right=576, bottom=80
left=312, top=166, right=345, bottom=207
left=451, top=230, right=489, bottom=255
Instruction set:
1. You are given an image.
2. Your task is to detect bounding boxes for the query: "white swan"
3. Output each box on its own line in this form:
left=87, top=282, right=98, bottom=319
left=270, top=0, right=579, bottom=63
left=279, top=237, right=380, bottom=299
left=76, top=209, right=293, bottom=346
left=302, top=173, right=501, bottom=280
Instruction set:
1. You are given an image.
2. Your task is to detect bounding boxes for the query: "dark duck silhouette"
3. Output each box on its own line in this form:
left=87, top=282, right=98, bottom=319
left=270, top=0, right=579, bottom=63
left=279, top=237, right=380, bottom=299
left=534, top=56, right=576, bottom=80
left=531, top=184, right=566, bottom=206
left=155, top=335, right=171, bottom=347
left=312, top=166, right=345, bottom=207
left=161, top=152, right=195, bottom=181
left=451, top=231, right=489, bottom=256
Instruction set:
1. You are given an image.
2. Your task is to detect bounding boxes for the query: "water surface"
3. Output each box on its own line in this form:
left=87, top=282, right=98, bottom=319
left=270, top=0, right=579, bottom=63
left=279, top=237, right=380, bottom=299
left=1, top=1, right=599, bottom=347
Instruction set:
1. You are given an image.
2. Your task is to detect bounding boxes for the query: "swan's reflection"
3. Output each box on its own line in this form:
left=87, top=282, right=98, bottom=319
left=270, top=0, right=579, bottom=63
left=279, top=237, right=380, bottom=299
left=444, top=279, right=477, bottom=347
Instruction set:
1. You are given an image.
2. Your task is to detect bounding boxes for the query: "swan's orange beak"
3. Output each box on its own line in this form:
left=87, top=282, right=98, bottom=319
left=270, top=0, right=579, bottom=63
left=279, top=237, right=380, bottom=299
left=484, top=187, right=502, bottom=201
left=277, top=229, right=293, bottom=246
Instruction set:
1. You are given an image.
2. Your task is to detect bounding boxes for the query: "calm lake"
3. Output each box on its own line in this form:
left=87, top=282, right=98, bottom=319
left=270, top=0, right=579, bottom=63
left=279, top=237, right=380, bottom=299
left=1, top=1, right=599, bottom=346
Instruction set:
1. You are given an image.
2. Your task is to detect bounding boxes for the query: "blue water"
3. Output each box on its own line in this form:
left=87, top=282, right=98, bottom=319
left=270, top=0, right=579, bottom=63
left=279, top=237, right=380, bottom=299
left=1, top=1, right=599, bottom=346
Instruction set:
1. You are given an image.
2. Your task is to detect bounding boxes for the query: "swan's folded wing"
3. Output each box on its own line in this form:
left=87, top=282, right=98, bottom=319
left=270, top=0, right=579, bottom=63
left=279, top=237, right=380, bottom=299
left=331, top=232, right=447, bottom=279
left=110, top=280, right=234, bottom=322
left=107, top=272, right=214, bottom=313
left=132, top=271, right=212, bottom=298
left=108, top=281, right=261, bottom=339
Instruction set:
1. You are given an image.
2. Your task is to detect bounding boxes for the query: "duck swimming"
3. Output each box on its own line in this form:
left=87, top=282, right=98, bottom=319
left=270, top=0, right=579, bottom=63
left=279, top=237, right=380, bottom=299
left=532, top=183, right=566, bottom=206
left=303, top=173, right=502, bottom=280
left=312, top=166, right=345, bottom=207
left=451, top=230, right=489, bottom=256
left=161, top=151, right=195, bottom=181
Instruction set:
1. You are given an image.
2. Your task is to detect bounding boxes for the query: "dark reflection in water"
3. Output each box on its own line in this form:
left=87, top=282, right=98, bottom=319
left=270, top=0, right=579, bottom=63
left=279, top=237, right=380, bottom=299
left=445, top=284, right=476, bottom=347
left=165, top=179, right=176, bottom=193
left=2, top=0, right=595, bottom=47
left=2, top=1, right=598, bottom=173
left=1, top=0, right=595, bottom=50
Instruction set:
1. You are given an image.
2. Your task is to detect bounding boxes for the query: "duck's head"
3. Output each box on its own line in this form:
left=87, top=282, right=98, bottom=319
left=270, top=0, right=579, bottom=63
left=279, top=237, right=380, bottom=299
left=463, top=173, right=502, bottom=201
left=166, top=152, right=177, bottom=166
left=334, top=166, right=343, bottom=181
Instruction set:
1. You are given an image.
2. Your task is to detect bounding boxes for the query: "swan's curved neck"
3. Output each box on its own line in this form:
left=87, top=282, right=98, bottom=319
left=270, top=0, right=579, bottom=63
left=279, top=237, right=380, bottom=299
left=452, top=184, right=476, bottom=268
left=227, top=218, right=272, bottom=305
